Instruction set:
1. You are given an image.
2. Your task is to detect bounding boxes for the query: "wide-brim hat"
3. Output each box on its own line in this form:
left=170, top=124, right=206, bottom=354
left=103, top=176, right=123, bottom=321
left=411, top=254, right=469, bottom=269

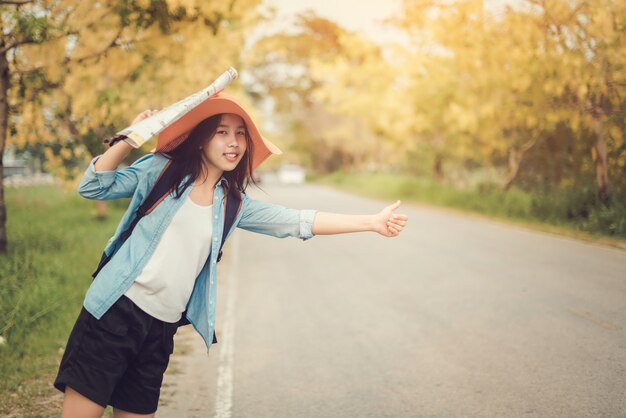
left=155, top=93, right=282, bottom=170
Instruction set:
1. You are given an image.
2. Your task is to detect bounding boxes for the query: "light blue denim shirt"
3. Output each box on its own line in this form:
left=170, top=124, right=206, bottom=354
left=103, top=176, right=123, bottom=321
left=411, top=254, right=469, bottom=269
left=78, top=152, right=316, bottom=352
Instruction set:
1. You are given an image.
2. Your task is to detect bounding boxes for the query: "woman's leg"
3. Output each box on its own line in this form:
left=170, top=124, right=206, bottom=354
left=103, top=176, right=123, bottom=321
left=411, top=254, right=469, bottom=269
left=61, top=386, right=105, bottom=418
left=112, top=408, right=155, bottom=418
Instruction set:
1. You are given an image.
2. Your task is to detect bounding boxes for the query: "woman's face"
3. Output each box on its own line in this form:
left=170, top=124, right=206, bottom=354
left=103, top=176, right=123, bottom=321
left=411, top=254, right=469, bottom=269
left=201, top=113, right=248, bottom=173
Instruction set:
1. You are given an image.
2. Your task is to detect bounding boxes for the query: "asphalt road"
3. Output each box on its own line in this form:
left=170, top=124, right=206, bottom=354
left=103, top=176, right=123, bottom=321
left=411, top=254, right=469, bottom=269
left=159, top=182, right=626, bottom=418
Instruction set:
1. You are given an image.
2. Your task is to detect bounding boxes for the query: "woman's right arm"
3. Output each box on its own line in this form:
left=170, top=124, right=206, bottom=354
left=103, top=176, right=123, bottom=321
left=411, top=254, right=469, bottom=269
left=78, top=109, right=161, bottom=200
left=94, top=109, right=159, bottom=172
left=93, top=140, right=134, bottom=172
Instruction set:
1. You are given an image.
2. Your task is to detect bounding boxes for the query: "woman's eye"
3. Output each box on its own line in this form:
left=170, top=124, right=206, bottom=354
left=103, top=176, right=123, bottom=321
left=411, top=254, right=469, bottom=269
left=237, top=131, right=246, bottom=136
left=217, top=130, right=227, bottom=135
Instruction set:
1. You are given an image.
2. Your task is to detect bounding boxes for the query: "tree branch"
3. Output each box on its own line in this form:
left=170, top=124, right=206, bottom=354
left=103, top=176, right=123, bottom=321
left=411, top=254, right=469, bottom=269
left=63, top=97, right=81, bottom=138
left=0, top=0, right=34, bottom=5
left=12, top=62, right=44, bottom=75
left=502, top=133, right=541, bottom=190
left=0, top=38, right=36, bottom=55
left=62, top=27, right=124, bottom=65
left=12, top=26, right=124, bottom=75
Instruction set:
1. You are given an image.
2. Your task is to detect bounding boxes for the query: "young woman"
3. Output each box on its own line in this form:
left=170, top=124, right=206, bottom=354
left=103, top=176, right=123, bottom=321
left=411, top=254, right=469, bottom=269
left=54, top=93, right=408, bottom=418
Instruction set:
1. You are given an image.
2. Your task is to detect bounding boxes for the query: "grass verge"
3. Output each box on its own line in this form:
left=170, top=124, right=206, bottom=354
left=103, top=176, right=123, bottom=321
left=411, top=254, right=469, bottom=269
left=0, top=186, right=126, bottom=416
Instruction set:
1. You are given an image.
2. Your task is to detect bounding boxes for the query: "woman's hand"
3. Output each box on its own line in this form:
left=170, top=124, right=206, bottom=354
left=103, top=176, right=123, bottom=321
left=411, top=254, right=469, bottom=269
left=373, top=200, right=408, bottom=237
left=124, top=109, right=160, bottom=148
left=131, top=109, right=159, bottom=125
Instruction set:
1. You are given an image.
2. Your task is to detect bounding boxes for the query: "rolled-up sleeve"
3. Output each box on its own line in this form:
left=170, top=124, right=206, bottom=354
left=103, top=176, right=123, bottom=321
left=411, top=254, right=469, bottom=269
left=77, top=153, right=158, bottom=200
left=237, top=194, right=317, bottom=241
left=298, top=209, right=317, bottom=240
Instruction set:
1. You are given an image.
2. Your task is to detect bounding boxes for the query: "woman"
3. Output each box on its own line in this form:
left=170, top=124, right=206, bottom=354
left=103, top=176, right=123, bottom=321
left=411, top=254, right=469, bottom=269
left=54, top=93, right=408, bottom=418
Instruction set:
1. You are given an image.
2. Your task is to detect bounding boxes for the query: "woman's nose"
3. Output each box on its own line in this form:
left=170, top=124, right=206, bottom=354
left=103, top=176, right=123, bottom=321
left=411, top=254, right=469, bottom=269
left=227, top=134, right=239, bottom=147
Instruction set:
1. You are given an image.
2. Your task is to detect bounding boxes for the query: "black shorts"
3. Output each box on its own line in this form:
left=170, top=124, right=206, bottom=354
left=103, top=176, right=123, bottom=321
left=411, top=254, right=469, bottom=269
left=54, top=295, right=179, bottom=414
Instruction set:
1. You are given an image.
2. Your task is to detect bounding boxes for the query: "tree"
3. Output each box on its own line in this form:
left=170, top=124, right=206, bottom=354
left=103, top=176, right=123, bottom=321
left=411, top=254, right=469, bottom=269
left=244, top=12, right=371, bottom=172
left=309, top=32, right=412, bottom=172
left=396, top=0, right=626, bottom=195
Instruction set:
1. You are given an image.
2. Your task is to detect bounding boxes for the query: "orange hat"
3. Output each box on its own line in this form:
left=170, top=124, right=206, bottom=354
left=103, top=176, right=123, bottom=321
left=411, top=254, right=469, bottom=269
left=155, top=93, right=282, bottom=170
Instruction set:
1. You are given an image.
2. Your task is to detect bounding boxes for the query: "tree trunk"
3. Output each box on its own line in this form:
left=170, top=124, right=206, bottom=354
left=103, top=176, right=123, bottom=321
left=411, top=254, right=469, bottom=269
left=591, top=113, right=609, bottom=200
left=503, top=149, right=522, bottom=190
left=433, top=154, right=444, bottom=181
left=95, top=200, right=108, bottom=220
left=430, top=135, right=445, bottom=182
left=0, top=51, right=9, bottom=254
left=502, top=135, right=540, bottom=191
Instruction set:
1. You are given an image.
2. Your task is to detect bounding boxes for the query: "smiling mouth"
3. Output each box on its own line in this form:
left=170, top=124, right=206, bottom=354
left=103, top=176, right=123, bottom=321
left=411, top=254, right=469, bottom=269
left=223, top=153, right=239, bottom=162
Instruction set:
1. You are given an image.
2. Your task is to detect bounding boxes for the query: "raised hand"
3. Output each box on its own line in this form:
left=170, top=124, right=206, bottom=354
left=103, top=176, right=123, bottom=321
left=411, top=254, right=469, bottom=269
left=124, top=109, right=160, bottom=148
left=131, top=109, right=160, bottom=125
left=374, top=200, right=408, bottom=237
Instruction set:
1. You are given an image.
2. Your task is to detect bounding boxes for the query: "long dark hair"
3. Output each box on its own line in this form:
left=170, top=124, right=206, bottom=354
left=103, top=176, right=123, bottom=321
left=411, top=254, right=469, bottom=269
left=162, top=114, right=256, bottom=198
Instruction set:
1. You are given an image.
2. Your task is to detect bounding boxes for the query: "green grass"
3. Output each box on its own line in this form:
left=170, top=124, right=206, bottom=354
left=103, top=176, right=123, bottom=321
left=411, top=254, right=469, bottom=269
left=0, top=186, right=126, bottom=415
left=317, top=172, right=626, bottom=245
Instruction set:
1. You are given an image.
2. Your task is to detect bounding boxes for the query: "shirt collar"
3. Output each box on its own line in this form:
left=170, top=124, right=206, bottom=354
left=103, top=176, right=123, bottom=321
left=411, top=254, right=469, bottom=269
left=218, top=176, right=229, bottom=190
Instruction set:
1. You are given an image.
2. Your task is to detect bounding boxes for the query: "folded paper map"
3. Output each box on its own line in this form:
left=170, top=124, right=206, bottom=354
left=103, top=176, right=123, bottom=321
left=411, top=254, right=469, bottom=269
left=105, top=67, right=238, bottom=148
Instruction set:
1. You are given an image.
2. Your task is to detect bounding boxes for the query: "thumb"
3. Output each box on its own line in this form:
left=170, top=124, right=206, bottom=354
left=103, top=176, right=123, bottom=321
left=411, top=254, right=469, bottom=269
left=389, top=200, right=401, bottom=211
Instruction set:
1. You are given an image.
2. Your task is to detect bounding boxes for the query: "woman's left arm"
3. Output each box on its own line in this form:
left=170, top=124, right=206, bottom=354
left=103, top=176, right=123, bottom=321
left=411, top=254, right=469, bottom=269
left=312, top=200, right=408, bottom=237
left=237, top=196, right=407, bottom=240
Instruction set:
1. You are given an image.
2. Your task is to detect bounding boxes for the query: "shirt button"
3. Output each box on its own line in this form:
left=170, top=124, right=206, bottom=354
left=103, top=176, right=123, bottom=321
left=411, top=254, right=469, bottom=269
left=212, top=260, right=216, bottom=265
left=210, top=280, right=214, bottom=285
left=214, top=215, right=218, bottom=219
left=213, top=237, right=218, bottom=242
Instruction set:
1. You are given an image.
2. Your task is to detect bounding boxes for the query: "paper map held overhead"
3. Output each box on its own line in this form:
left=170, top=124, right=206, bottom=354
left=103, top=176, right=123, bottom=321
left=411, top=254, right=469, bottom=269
left=105, top=67, right=238, bottom=147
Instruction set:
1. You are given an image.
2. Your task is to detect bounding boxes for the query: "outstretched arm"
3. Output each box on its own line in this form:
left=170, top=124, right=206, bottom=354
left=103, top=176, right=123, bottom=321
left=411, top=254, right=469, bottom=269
left=312, top=200, right=408, bottom=238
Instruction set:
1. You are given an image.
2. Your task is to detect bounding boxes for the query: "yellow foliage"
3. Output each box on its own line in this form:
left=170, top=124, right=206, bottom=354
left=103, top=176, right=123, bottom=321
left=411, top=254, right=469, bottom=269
left=577, top=84, right=589, bottom=100
left=59, top=147, right=73, bottom=160
left=240, top=0, right=610, bottom=186
left=8, top=0, right=264, bottom=178
left=609, top=126, right=622, bottom=142
left=11, top=0, right=611, bottom=184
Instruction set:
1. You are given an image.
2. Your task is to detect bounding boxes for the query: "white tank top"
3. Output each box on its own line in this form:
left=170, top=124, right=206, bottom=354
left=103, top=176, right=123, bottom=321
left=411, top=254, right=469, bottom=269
left=125, top=196, right=213, bottom=323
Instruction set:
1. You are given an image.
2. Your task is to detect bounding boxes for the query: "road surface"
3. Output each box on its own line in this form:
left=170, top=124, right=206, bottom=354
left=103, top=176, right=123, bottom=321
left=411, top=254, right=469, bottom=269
left=159, top=183, right=626, bottom=418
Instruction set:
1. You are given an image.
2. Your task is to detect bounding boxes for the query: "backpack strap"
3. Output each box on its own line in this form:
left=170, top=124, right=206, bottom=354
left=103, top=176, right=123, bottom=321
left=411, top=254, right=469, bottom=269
left=217, top=185, right=242, bottom=262
left=118, top=160, right=177, bottom=242
left=91, top=160, right=176, bottom=278
left=142, top=160, right=178, bottom=216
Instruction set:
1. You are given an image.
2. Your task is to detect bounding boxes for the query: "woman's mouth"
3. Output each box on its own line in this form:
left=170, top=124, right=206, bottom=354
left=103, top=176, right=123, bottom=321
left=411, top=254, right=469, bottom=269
left=223, top=152, right=239, bottom=162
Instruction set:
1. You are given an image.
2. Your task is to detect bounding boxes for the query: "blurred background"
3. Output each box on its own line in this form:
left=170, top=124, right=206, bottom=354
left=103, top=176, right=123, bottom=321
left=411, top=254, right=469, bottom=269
left=1, top=0, right=625, bottom=416
left=2, top=0, right=625, bottom=233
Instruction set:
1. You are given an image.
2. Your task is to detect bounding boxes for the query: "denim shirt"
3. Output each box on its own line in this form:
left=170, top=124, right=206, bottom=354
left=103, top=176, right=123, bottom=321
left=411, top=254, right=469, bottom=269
left=78, top=152, right=316, bottom=352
